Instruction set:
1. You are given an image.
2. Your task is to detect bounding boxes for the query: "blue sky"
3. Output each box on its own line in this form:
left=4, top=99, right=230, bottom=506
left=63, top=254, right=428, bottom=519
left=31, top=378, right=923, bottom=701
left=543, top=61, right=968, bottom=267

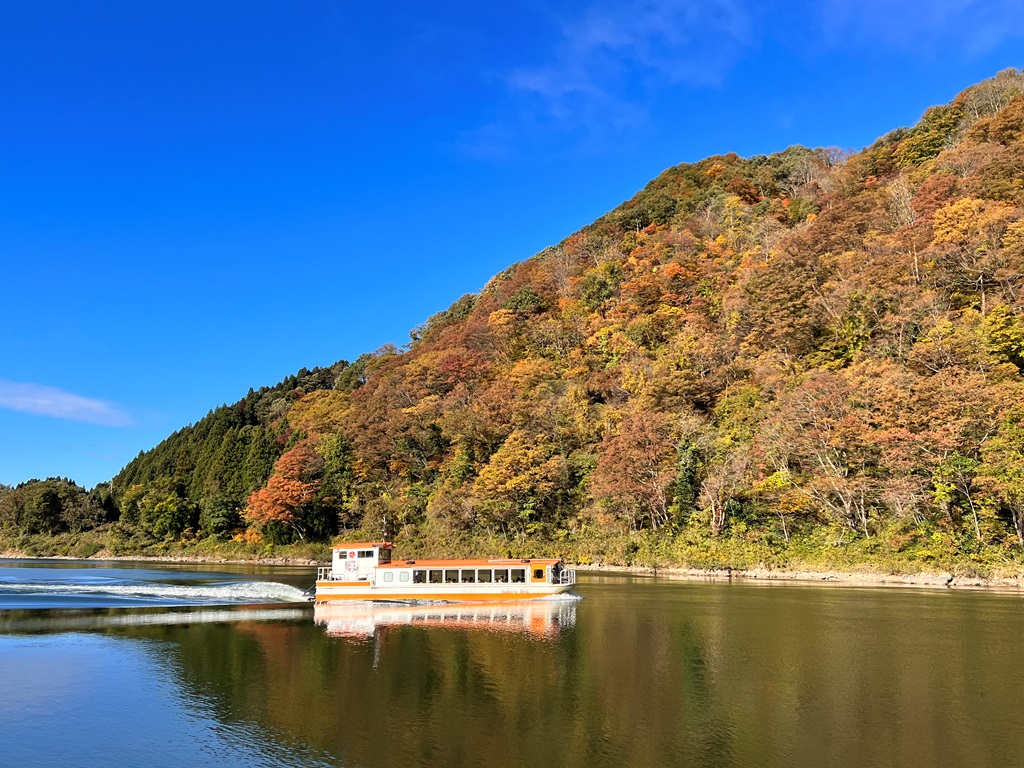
left=1, top=0, right=1021, bottom=488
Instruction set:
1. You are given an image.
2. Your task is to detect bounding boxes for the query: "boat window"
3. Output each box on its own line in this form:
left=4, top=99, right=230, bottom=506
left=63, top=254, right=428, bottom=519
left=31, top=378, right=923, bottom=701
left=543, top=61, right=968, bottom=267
left=413, top=570, right=426, bottom=584
left=460, top=570, right=475, bottom=583
left=533, top=568, right=544, bottom=580
left=494, top=569, right=509, bottom=583
left=511, top=569, right=526, bottom=583
left=429, top=570, right=443, bottom=584
left=444, top=570, right=459, bottom=583
left=358, top=550, right=374, bottom=558
left=399, top=571, right=410, bottom=582
left=379, top=549, right=391, bottom=562
left=477, top=569, right=492, bottom=583
left=383, top=572, right=394, bottom=583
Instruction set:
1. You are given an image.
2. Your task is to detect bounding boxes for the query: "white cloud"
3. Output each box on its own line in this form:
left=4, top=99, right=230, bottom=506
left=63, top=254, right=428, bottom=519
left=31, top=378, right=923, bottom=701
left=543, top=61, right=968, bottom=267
left=509, top=0, right=752, bottom=109
left=816, top=0, right=1024, bottom=54
left=457, top=0, right=752, bottom=158
left=0, top=380, right=132, bottom=427
left=459, top=0, right=1021, bottom=160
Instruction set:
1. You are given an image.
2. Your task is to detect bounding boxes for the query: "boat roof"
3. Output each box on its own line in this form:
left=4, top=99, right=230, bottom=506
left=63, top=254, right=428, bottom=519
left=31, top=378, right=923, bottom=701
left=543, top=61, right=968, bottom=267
left=330, top=542, right=562, bottom=566
left=377, top=558, right=561, bottom=568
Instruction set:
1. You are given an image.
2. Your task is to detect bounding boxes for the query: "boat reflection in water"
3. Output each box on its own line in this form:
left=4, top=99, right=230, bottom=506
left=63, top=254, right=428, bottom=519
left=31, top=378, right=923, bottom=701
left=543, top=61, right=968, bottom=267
left=314, top=596, right=579, bottom=640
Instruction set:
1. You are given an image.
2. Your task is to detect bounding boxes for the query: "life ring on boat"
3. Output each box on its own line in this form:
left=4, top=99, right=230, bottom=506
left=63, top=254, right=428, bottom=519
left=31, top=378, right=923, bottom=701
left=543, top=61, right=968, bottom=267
left=348, top=550, right=356, bottom=559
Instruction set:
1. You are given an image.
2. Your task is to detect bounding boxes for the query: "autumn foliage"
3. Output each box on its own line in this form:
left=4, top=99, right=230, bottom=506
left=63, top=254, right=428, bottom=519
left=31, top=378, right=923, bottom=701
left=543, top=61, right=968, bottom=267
left=245, top=440, right=322, bottom=539
left=103, top=69, right=1024, bottom=566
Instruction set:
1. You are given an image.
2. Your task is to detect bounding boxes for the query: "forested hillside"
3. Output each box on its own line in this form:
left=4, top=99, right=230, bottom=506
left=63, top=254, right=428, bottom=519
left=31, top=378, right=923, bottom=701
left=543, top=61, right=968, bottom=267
left=5, top=70, right=1024, bottom=572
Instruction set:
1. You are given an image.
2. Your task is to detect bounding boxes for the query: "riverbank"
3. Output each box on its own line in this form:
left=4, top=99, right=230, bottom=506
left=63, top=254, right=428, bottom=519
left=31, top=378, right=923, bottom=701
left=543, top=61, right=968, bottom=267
left=573, top=563, right=1024, bottom=590
left=5, top=521, right=1024, bottom=589
left=0, top=547, right=323, bottom=567
left=4, top=546, right=1024, bottom=590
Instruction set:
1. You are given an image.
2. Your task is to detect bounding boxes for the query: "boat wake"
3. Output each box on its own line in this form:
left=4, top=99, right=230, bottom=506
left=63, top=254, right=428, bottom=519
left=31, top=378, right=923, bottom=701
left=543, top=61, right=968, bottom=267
left=535, top=592, right=584, bottom=602
left=0, top=580, right=310, bottom=606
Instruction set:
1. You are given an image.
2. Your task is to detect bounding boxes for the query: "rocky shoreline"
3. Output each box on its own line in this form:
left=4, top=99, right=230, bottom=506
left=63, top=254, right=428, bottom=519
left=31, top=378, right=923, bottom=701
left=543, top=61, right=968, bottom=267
left=573, top=563, right=1024, bottom=589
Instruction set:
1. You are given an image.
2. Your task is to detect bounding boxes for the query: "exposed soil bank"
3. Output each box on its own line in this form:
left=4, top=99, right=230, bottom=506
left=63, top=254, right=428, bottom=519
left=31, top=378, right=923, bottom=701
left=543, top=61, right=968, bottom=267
left=574, top=563, right=1024, bottom=590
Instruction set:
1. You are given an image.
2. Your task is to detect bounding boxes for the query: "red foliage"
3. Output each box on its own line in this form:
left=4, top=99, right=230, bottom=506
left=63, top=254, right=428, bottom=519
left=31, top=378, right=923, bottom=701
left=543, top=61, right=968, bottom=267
left=245, top=440, right=321, bottom=532
left=589, top=412, right=676, bottom=530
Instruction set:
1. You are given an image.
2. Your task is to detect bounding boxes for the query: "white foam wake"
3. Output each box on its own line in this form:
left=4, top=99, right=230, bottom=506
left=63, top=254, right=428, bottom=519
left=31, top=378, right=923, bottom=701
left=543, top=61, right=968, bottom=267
left=0, top=580, right=309, bottom=604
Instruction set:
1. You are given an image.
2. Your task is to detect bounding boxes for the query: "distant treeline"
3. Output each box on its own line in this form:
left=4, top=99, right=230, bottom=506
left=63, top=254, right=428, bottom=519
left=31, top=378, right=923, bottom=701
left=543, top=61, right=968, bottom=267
left=6, top=70, right=1024, bottom=572
left=0, top=478, right=117, bottom=536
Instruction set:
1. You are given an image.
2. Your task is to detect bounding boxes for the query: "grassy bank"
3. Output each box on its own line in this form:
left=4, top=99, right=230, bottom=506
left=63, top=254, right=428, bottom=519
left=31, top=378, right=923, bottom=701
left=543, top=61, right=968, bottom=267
left=4, top=520, right=1024, bottom=581
left=0, top=526, right=332, bottom=564
left=385, top=519, right=1024, bottom=581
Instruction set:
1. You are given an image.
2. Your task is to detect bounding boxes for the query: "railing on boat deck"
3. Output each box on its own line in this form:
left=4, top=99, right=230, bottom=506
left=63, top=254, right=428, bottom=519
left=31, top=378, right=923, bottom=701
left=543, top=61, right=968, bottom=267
left=555, top=569, right=576, bottom=585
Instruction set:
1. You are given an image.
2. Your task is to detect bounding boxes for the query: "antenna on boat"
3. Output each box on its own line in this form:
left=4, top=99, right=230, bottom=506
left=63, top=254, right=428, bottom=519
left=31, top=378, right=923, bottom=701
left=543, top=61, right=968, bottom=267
left=382, top=512, right=388, bottom=542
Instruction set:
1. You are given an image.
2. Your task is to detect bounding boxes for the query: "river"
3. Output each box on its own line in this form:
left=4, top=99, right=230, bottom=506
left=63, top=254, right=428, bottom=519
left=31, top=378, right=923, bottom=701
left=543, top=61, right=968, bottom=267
left=0, top=559, right=1021, bottom=767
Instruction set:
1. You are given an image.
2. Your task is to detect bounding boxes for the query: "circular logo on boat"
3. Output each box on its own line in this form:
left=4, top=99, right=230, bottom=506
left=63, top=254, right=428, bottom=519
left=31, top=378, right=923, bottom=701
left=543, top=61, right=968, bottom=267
left=345, top=560, right=358, bottom=572
left=348, top=550, right=356, bottom=559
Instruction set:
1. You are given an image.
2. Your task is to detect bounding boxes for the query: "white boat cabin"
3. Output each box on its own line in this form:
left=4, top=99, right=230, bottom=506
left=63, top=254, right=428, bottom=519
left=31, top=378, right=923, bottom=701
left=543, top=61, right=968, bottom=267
left=330, top=541, right=393, bottom=581
left=318, top=541, right=575, bottom=595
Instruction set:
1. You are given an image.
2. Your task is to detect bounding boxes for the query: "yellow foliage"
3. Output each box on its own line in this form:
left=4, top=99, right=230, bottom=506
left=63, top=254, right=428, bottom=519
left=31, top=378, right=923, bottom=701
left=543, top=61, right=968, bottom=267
left=232, top=528, right=263, bottom=545
left=486, top=308, right=516, bottom=330
left=403, top=394, right=442, bottom=419
left=754, top=470, right=794, bottom=493
left=931, top=197, right=1016, bottom=248
left=723, top=195, right=748, bottom=226
left=620, top=365, right=649, bottom=397
left=652, top=304, right=685, bottom=324
left=1001, top=218, right=1024, bottom=257
left=472, top=429, right=565, bottom=518
left=705, top=162, right=727, bottom=179
left=564, top=365, right=590, bottom=380
left=723, top=309, right=742, bottom=333
left=775, top=489, right=813, bottom=516
left=585, top=326, right=638, bottom=360
left=506, top=358, right=555, bottom=390
left=288, top=389, right=350, bottom=436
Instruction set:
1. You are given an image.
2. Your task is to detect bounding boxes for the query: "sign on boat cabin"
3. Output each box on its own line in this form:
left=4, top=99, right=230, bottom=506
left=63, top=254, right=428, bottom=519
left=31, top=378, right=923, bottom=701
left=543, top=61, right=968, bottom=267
left=313, top=542, right=576, bottom=603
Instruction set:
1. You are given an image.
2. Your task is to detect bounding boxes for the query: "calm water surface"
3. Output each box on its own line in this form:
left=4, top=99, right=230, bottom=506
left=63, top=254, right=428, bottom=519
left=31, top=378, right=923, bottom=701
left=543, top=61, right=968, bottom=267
left=1, top=560, right=1022, bottom=768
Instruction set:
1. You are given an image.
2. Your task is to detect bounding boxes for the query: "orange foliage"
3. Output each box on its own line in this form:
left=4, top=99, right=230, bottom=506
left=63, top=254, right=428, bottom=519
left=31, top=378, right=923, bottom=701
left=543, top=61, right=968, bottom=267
left=245, top=440, right=322, bottom=532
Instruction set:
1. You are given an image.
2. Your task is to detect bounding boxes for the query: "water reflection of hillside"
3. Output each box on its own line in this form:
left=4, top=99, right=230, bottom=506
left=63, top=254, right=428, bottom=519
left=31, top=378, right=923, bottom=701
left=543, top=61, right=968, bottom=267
left=12, top=579, right=1021, bottom=768
left=314, top=598, right=578, bottom=639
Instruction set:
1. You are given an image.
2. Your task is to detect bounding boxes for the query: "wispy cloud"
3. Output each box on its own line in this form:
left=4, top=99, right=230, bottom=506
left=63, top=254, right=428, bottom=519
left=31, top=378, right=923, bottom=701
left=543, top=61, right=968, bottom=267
left=510, top=0, right=751, bottom=98
left=458, top=0, right=752, bottom=158
left=816, top=0, right=1024, bottom=55
left=0, top=380, right=132, bottom=427
left=457, top=0, right=1022, bottom=160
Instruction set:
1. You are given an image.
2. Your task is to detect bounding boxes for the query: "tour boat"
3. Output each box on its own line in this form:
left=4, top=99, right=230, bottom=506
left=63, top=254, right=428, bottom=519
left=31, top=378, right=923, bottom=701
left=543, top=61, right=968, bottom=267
left=313, top=541, right=576, bottom=603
